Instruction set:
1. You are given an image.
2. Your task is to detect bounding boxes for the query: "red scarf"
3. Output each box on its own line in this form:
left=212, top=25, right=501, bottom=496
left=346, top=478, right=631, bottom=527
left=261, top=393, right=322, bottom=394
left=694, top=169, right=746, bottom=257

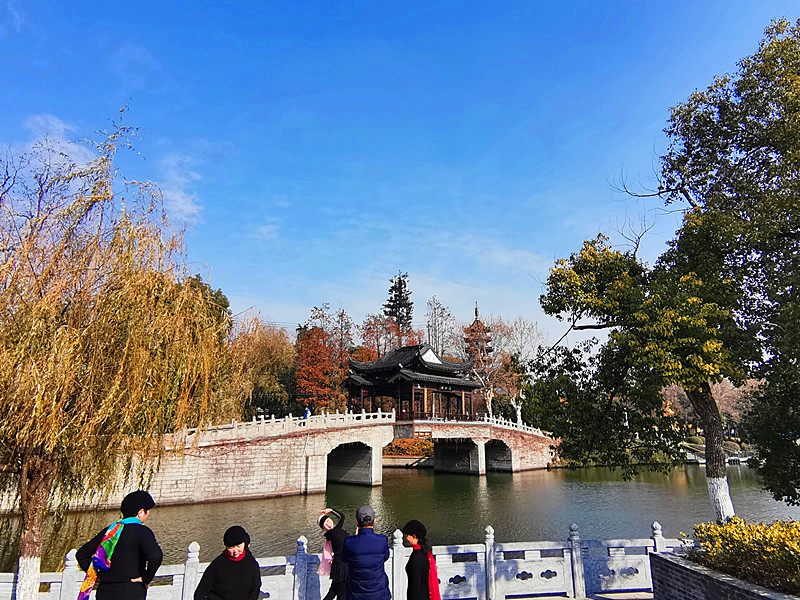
left=225, top=548, right=247, bottom=562
left=412, top=544, right=441, bottom=600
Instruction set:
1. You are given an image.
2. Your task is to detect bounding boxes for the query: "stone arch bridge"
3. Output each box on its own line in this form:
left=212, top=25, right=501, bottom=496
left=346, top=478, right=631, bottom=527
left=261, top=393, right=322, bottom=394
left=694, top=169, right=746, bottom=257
left=98, top=412, right=554, bottom=508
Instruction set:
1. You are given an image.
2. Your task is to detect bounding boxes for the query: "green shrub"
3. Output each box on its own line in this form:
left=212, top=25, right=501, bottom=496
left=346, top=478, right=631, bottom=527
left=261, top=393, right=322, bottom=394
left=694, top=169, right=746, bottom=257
left=686, top=436, right=705, bottom=445
left=722, top=440, right=741, bottom=453
left=383, top=438, right=433, bottom=457
left=690, top=517, right=800, bottom=594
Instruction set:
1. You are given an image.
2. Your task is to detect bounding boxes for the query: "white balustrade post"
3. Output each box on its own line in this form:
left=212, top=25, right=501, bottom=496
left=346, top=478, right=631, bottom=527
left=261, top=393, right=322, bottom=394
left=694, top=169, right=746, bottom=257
left=391, top=529, right=405, bottom=600
left=59, top=549, right=80, bottom=600
left=568, top=524, right=586, bottom=599
left=181, top=542, right=200, bottom=600
left=651, top=521, right=666, bottom=553
left=484, top=525, right=496, bottom=600
left=292, top=536, right=309, bottom=600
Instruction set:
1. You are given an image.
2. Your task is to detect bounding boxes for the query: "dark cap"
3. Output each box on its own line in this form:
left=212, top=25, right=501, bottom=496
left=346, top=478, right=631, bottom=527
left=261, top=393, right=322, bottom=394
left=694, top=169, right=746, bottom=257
left=120, top=490, right=155, bottom=517
left=223, top=525, right=250, bottom=547
left=401, top=519, right=427, bottom=539
left=319, top=514, right=333, bottom=529
left=356, top=505, right=375, bottom=524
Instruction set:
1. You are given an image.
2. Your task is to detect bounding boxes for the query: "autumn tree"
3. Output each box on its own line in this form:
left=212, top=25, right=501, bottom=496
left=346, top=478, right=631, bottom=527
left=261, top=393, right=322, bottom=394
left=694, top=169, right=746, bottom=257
left=540, top=234, right=750, bottom=520
left=329, top=308, right=355, bottom=408
left=359, top=310, right=423, bottom=357
left=0, top=124, right=241, bottom=595
left=295, top=304, right=354, bottom=412
left=233, top=318, right=297, bottom=417
left=624, top=19, right=800, bottom=504
left=359, top=313, right=395, bottom=359
left=663, top=380, right=756, bottom=438
left=463, top=308, right=543, bottom=422
left=490, top=316, right=544, bottom=423
left=522, top=340, right=683, bottom=478
left=425, top=296, right=458, bottom=357
left=186, top=274, right=232, bottom=329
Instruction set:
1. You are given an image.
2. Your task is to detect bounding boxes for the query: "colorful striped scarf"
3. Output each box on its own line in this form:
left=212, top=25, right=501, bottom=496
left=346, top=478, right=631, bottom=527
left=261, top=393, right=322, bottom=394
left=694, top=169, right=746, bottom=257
left=78, top=516, right=142, bottom=600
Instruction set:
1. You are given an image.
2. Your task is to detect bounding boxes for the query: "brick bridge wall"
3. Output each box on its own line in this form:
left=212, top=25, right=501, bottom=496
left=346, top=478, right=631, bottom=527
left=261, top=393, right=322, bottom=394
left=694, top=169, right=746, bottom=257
left=395, top=420, right=554, bottom=475
left=68, top=420, right=395, bottom=510
left=53, top=414, right=553, bottom=510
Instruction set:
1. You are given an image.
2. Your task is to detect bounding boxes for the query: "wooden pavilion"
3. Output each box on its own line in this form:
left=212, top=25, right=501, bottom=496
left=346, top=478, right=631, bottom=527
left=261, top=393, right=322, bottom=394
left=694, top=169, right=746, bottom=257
left=343, top=344, right=483, bottom=421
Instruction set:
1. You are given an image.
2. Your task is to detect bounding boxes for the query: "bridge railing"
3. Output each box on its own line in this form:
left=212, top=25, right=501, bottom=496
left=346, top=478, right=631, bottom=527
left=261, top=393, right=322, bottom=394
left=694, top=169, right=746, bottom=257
left=173, top=409, right=396, bottom=447
left=7, top=522, right=691, bottom=600
left=479, top=414, right=547, bottom=437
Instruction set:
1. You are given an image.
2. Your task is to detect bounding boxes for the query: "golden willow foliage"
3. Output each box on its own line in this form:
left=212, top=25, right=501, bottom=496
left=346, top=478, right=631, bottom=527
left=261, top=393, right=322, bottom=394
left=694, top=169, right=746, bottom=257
left=691, top=517, right=800, bottom=594
left=0, top=124, right=244, bottom=515
left=230, top=317, right=296, bottom=413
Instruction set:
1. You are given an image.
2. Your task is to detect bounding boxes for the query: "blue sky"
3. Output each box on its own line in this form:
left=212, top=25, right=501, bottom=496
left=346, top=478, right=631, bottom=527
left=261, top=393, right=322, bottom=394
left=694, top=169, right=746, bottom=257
left=2, top=1, right=797, bottom=340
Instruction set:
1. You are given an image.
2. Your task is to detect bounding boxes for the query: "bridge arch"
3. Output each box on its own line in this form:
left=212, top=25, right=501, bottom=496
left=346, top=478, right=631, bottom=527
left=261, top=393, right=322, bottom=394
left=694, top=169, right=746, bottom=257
left=485, top=439, right=513, bottom=472
left=327, top=441, right=382, bottom=486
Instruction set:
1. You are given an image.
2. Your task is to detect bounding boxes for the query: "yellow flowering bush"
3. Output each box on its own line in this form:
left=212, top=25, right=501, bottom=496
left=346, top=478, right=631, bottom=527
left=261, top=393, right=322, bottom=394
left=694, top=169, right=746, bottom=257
left=382, top=438, right=434, bottom=457
left=690, top=517, right=800, bottom=594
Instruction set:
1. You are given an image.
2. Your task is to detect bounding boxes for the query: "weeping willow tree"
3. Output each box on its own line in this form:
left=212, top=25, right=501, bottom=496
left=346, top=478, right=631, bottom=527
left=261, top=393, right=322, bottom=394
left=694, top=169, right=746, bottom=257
left=0, top=122, right=243, bottom=596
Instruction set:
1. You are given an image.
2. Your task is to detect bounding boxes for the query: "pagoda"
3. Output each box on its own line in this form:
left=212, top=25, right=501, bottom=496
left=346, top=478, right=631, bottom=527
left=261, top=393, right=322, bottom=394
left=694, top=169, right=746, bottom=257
left=344, top=343, right=482, bottom=421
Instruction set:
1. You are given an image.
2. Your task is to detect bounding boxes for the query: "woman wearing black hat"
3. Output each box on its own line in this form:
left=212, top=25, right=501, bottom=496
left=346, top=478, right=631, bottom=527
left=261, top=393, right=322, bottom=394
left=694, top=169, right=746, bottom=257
left=401, top=520, right=441, bottom=600
left=193, top=526, right=261, bottom=600
left=318, top=507, right=349, bottom=600
left=76, top=490, right=163, bottom=600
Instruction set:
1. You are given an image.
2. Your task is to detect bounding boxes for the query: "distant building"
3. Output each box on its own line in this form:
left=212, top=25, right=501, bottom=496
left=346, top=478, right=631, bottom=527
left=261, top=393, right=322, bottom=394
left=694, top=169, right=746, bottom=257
left=463, top=302, right=492, bottom=360
left=343, top=343, right=483, bottom=420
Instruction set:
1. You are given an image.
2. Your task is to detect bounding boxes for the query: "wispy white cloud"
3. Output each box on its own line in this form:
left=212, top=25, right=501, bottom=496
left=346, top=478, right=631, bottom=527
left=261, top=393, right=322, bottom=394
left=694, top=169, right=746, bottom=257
left=250, top=217, right=282, bottom=242
left=431, top=230, right=553, bottom=276
left=24, top=114, right=73, bottom=139
left=6, top=1, right=23, bottom=33
left=109, top=42, right=160, bottom=90
left=158, top=153, right=202, bottom=223
left=22, top=114, right=96, bottom=164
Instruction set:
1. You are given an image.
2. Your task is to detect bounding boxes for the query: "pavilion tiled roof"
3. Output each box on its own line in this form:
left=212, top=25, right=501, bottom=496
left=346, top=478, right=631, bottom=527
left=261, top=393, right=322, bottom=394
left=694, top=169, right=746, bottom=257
left=388, top=369, right=482, bottom=388
left=349, top=343, right=473, bottom=374
left=345, top=373, right=375, bottom=387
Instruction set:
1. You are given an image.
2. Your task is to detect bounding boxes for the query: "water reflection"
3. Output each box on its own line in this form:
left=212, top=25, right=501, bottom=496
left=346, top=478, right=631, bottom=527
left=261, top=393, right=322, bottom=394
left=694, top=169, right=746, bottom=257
left=2, top=465, right=798, bottom=573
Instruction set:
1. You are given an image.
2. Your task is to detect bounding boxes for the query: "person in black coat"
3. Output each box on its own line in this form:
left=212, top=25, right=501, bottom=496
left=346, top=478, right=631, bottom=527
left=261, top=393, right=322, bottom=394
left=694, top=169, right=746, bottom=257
left=194, top=525, right=261, bottom=600
left=401, top=520, right=440, bottom=600
left=319, top=507, right=350, bottom=600
left=77, top=490, right=163, bottom=600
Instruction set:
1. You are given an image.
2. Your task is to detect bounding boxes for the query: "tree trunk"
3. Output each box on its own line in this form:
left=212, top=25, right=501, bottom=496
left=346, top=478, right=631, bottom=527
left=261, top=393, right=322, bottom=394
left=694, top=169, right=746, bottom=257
left=17, top=455, right=57, bottom=600
left=686, top=383, right=735, bottom=521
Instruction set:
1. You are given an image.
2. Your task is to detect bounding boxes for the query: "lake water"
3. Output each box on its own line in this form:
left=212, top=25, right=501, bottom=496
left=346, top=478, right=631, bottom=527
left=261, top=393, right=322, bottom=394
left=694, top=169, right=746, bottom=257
left=2, top=464, right=798, bottom=572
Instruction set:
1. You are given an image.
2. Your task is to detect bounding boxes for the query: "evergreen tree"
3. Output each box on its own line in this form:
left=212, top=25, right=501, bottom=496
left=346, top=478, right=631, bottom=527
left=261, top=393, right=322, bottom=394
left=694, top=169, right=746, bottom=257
left=383, top=271, right=414, bottom=330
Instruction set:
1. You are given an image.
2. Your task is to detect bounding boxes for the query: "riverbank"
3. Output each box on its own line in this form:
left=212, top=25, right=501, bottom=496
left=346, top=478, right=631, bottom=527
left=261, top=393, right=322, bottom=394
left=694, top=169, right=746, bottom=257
left=382, top=454, right=434, bottom=468
left=3, top=464, right=798, bottom=574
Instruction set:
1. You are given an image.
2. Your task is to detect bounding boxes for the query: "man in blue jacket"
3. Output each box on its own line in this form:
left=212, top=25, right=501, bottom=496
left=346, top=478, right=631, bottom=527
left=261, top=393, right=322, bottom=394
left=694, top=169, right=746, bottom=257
left=341, top=506, right=391, bottom=600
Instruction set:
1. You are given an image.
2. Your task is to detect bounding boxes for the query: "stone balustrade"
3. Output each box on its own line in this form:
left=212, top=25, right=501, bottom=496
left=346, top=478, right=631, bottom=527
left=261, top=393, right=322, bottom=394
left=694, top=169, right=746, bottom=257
left=172, top=409, right=396, bottom=448
left=478, top=414, right=547, bottom=437
left=0, top=522, right=691, bottom=600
